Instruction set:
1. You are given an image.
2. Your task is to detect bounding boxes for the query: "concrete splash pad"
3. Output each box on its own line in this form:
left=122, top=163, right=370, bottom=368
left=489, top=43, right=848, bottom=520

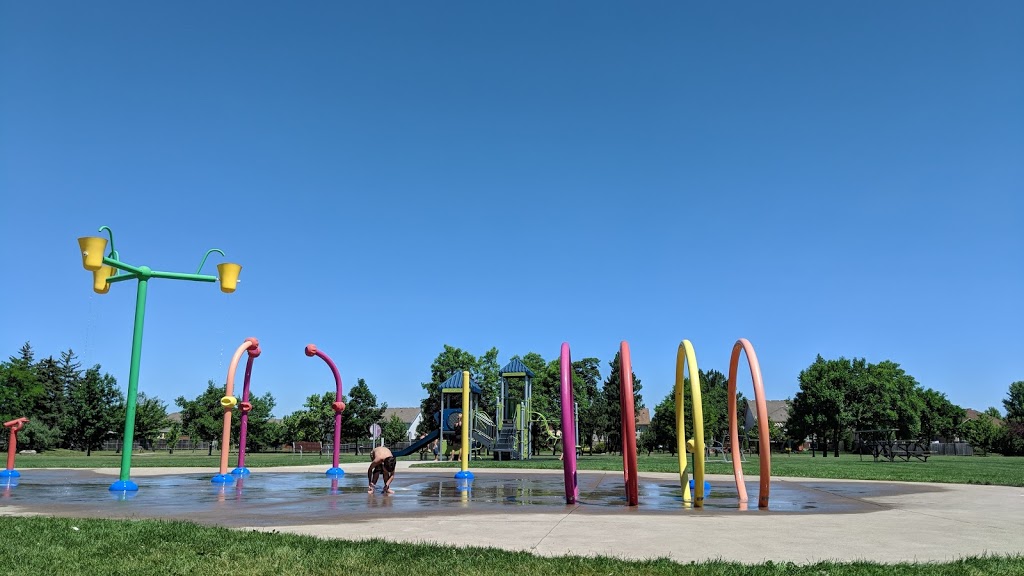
left=2, top=467, right=1022, bottom=564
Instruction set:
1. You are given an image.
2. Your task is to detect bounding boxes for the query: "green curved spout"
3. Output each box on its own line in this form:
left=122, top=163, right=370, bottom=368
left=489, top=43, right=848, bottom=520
left=98, top=226, right=116, bottom=258
left=196, top=248, right=226, bottom=274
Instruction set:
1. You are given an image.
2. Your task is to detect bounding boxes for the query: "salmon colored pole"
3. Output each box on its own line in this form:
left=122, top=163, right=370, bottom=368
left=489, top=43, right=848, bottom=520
left=233, top=344, right=262, bottom=476
left=727, top=338, right=771, bottom=509
left=305, top=344, right=346, bottom=476
left=455, top=371, right=473, bottom=480
left=1, top=418, right=29, bottom=479
left=213, top=338, right=258, bottom=483
left=619, top=341, right=639, bottom=506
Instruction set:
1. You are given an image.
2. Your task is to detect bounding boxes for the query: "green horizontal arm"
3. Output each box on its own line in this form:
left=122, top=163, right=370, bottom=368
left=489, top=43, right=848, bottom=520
left=107, top=274, right=138, bottom=284
left=149, top=270, right=217, bottom=282
left=104, top=257, right=144, bottom=276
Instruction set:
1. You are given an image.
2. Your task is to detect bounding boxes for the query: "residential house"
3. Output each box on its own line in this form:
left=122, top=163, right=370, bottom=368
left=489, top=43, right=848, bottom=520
left=382, top=407, right=423, bottom=441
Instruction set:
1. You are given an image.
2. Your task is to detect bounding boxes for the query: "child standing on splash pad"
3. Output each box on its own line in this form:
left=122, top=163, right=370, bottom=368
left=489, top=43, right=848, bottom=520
left=367, top=446, right=397, bottom=494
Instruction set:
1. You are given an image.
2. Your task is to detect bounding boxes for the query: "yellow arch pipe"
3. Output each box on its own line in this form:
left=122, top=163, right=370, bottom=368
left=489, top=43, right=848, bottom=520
left=675, top=340, right=705, bottom=506
left=727, top=338, right=771, bottom=508
left=218, top=339, right=257, bottom=478
left=460, top=371, right=471, bottom=475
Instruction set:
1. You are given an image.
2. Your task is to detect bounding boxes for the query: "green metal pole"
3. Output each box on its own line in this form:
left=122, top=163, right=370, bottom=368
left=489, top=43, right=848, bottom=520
left=113, top=275, right=148, bottom=491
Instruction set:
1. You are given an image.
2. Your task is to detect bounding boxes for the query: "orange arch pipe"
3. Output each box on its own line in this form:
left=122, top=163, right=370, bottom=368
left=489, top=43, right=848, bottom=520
left=218, top=338, right=259, bottom=478
left=619, top=341, right=639, bottom=506
left=727, top=338, right=771, bottom=508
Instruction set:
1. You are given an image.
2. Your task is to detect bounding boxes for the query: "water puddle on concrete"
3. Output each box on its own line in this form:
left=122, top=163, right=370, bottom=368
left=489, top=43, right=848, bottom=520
left=0, top=469, right=935, bottom=526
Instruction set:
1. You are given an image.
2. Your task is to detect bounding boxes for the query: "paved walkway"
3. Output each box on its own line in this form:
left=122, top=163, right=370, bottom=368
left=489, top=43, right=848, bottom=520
left=2, top=462, right=1021, bottom=565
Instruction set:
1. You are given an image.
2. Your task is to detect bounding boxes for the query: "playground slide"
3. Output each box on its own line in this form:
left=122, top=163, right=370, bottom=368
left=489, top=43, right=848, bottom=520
left=391, top=429, right=440, bottom=458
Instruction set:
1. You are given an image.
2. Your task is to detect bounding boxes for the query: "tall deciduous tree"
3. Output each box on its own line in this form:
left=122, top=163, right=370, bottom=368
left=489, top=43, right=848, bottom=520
left=382, top=413, right=408, bottom=446
left=175, top=381, right=225, bottom=456
left=231, top=391, right=279, bottom=452
left=1003, top=381, right=1024, bottom=422
left=67, top=366, right=123, bottom=456
left=342, top=378, right=386, bottom=453
left=283, top=392, right=337, bottom=454
left=134, top=392, right=169, bottom=450
left=917, top=388, right=964, bottom=442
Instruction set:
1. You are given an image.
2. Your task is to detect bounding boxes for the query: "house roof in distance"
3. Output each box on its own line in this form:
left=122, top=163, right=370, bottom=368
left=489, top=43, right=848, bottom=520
left=383, top=407, right=421, bottom=424
left=746, top=399, right=792, bottom=423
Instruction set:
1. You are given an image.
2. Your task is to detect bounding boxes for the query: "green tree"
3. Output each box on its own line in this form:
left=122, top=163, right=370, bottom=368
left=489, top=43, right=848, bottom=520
left=599, top=351, right=644, bottom=455
left=1003, top=381, right=1024, bottom=422
left=648, top=392, right=677, bottom=456
left=917, top=388, right=964, bottom=442
left=961, top=412, right=1002, bottom=455
left=342, top=378, right=386, bottom=454
left=175, top=381, right=225, bottom=456
left=572, top=357, right=603, bottom=452
left=0, top=342, right=44, bottom=424
left=382, top=413, right=407, bottom=446
left=231, top=392, right=279, bottom=452
left=20, top=420, right=61, bottom=452
left=476, top=347, right=501, bottom=416
left=283, top=392, right=337, bottom=454
left=67, top=366, right=123, bottom=455
left=789, top=355, right=849, bottom=457
left=166, top=420, right=183, bottom=454
left=134, top=393, right=169, bottom=451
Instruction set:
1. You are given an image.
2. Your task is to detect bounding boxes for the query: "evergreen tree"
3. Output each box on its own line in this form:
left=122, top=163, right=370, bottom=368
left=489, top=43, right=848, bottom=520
left=599, top=351, right=644, bottom=454
left=0, top=342, right=43, bottom=423
left=67, top=366, right=123, bottom=455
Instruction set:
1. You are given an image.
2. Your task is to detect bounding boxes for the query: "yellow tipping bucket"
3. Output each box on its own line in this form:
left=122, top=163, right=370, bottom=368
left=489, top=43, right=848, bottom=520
left=78, top=237, right=107, bottom=271
left=217, top=262, right=241, bottom=293
left=92, top=265, right=116, bottom=294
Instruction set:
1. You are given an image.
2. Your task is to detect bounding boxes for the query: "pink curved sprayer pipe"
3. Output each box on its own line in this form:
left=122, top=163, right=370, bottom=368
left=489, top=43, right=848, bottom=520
left=305, top=344, right=344, bottom=470
left=559, top=343, right=579, bottom=504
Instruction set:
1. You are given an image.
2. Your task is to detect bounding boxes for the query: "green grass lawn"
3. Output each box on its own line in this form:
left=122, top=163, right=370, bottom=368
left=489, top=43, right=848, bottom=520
left=14, top=449, right=1024, bottom=487
left=414, top=452, right=1024, bottom=487
left=1, top=516, right=1019, bottom=576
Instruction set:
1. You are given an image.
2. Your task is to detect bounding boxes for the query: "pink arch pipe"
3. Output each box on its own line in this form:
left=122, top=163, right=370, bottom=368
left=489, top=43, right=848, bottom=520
left=234, top=343, right=262, bottom=475
left=559, top=343, right=579, bottom=504
left=727, top=338, right=771, bottom=508
left=619, top=341, right=639, bottom=506
left=305, top=344, right=346, bottom=476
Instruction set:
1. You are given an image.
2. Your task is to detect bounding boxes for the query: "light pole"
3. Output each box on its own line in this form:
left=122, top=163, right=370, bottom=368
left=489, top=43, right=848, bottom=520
left=77, top=226, right=241, bottom=492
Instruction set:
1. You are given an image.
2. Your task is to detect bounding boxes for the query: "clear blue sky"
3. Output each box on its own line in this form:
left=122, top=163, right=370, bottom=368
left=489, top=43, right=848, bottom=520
left=2, top=2, right=1021, bottom=420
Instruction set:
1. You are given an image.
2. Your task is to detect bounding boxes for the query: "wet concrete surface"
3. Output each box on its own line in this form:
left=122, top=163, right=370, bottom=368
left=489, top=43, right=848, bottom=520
left=0, top=468, right=942, bottom=527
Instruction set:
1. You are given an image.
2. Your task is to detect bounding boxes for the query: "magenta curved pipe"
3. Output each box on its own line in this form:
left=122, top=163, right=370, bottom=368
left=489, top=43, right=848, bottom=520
left=559, top=342, right=579, bottom=504
left=619, top=341, right=639, bottom=506
left=305, top=344, right=345, bottom=471
left=236, top=345, right=261, bottom=470
left=727, top=338, right=771, bottom=509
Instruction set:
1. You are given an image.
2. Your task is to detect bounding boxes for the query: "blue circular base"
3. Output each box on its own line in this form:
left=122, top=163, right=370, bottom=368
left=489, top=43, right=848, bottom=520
left=230, top=467, right=251, bottom=476
left=0, top=469, right=20, bottom=478
left=454, top=470, right=474, bottom=480
left=688, top=479, right=712, bottom=495
left=325, top=467, right=345, bottom=477
left=109, top=479, right=139, bottom=492
left=211, top=474, right=234, bottom=484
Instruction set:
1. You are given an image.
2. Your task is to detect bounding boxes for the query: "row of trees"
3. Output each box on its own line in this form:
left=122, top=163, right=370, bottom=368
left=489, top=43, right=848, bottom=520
left=0, top=343, right=167, bottom=455
left=786, top=356, right=1023, bottom=457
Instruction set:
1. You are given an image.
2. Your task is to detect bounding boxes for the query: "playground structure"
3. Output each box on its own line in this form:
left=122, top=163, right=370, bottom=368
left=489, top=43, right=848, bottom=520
left=76, top=226, right=241, bottom=492
left=491, top=359, right=575, bottom=460
left=212, top=338, right=260, bottom=483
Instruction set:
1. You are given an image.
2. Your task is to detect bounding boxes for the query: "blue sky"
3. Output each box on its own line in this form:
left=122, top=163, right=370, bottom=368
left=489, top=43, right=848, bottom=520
left=2, top=2, right=1021, bottom=421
